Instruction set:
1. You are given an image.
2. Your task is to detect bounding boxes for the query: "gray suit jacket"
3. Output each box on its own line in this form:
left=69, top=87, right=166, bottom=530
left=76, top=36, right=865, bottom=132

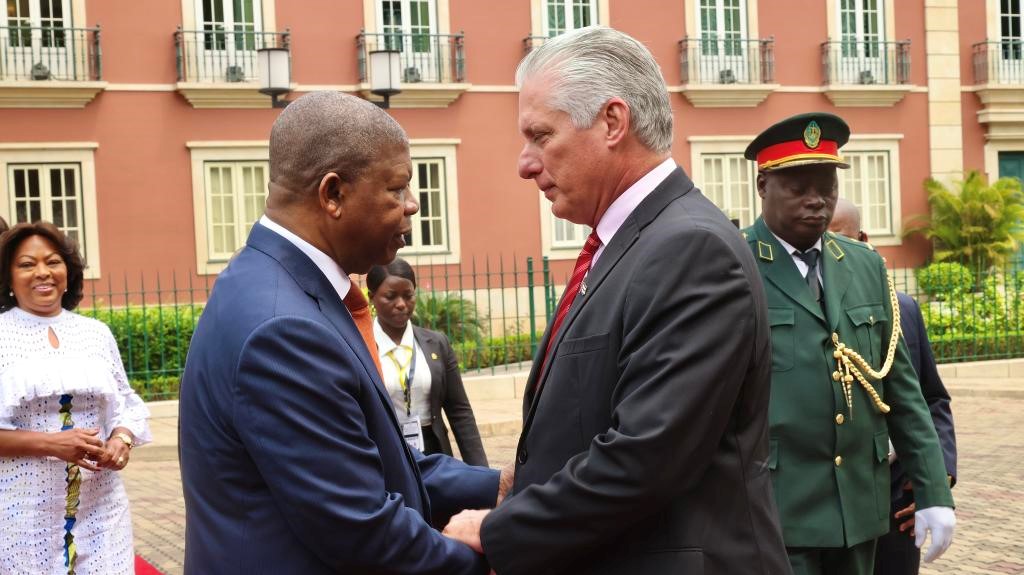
left=480, top=168, right=791, bottom=575
left=413, top=325, right=488, bottom=466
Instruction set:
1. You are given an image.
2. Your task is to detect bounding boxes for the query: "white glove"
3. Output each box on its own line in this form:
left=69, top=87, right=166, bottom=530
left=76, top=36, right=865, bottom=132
left=914, top=506, right=956, bottom=562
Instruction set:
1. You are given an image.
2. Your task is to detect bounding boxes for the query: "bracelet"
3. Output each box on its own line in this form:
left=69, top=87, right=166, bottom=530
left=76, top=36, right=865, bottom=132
left=112, top=432, right=135, bottom=450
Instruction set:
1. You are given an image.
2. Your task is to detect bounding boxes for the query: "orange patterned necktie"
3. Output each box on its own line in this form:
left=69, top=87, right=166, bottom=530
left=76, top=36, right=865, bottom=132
left=343, top=282, right=384, bottom=378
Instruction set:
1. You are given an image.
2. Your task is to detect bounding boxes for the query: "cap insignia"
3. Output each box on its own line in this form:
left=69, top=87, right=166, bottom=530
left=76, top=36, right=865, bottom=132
left=804, top=121, right=821, bottom=149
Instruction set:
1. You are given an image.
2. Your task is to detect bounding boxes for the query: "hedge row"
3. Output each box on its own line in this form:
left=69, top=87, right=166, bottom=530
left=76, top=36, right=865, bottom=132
left=929, top=332, right=1024, bottom=363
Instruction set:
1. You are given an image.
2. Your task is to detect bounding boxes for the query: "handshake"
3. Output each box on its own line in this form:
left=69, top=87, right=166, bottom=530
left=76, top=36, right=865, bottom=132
left=442, top=462, right=515, bottom=557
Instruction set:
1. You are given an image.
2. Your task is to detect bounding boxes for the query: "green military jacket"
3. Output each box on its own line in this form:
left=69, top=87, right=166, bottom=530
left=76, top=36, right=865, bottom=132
left=744, top=217, right=954, bottom=548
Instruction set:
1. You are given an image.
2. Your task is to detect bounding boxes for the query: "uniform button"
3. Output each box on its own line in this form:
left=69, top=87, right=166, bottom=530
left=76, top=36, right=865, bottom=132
left=835, top=455, right=843, bottom=466
left=517, top=448, right=528, bottom=464
left=835, top=413, right=845, bottom=425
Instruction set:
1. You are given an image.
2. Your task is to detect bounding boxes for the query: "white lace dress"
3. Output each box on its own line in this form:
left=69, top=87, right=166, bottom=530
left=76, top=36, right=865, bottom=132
left=0, top=307, right=152, bottom=575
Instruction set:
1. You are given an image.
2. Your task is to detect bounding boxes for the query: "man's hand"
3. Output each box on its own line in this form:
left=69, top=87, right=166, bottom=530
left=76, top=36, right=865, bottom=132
left=442, top=509, right=490, bottom=553
left=895, top=481, right=915, bottom=536
left=496, top=463, right=514, bottom=506
left=914, top=505, right=956, bottom=562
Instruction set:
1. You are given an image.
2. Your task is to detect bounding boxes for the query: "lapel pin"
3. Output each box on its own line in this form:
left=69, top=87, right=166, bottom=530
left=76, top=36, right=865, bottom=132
left=431, top=352, right=439, bottom=360
left=580, top=281, right=588, bottom=295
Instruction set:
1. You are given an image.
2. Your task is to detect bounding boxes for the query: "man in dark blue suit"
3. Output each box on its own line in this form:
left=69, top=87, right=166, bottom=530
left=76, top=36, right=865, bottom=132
left=179, top=91, right=504, bottom=574
left=830, top=199, right=957, bottom=575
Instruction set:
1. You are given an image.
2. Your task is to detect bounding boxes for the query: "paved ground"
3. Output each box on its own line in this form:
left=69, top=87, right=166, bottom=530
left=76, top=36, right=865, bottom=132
left=124, top=384, right=1024, bottom=574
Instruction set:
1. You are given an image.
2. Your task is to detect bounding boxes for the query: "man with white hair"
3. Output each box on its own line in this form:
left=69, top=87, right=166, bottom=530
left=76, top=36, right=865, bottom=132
left=444, top=26, right=790, bottom=575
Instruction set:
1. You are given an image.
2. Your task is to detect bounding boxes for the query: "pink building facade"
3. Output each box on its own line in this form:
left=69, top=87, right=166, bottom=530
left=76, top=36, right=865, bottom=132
left=0, top=0, right=1022, bottom=289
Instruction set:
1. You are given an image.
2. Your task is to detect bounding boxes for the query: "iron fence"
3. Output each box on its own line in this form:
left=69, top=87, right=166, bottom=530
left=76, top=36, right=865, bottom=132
left=175, top=27, right=289, bottom=83
left=678, top=36, right=775, bottom=85
left=972, top=39, right=1024, bottom=85
left=821, top=39, right=910, bottom=85
left=0, top=25, right=101, bottom=81
left=357, top=30, right=464, bottom=84
left=67, top=255, right=1024, bottom=401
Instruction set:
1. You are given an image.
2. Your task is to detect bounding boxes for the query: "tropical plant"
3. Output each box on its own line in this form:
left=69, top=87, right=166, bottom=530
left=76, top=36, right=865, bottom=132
left=915, top=262, right=974, bottom=299
left=904, top=170, right=1024, bottom=271
left=413, top=291, right=485, bottom=343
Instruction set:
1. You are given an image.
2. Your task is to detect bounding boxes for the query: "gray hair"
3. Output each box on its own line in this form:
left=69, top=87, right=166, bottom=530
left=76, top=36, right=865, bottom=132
left=269, top=91, right=408, bottom=197
left=516, top=26, right=672, bottom=153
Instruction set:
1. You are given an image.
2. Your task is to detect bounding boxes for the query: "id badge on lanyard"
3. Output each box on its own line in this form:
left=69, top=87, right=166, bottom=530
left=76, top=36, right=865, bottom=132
left=396, top=340, right=423, bottom=451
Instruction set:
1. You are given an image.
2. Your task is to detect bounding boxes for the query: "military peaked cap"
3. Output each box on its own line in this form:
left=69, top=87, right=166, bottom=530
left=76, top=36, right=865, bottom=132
left=745, top=112, right=851, bottom=172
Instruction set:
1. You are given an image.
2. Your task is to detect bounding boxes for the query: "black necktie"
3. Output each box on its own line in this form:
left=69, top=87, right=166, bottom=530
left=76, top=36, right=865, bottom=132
left=796, top=248, right=822, bottom=302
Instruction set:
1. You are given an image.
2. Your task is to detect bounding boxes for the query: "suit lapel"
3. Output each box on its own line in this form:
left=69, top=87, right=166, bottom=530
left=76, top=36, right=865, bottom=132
left=753, top=218, right=825, bottom=322
left=413, top=327, right=444, bottom=416
left=525, top=168, right=692, bottom=411
left=822, top=233, right=852, bottom=331
left=246, top=224, right=395, bottom=414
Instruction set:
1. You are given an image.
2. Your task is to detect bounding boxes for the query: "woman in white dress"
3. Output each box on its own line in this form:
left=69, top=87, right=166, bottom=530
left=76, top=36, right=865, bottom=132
left=0, top=222, right=151, bottom=575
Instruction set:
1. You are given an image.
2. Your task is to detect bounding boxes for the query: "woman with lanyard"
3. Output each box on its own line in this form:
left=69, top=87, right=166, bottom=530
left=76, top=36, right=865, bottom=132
left=366, top=258, right=488, bottom=466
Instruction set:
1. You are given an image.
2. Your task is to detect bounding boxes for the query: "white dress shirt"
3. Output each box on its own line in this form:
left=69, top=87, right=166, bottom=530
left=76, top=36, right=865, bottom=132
left=373, top=319, right=432, bottom=424
left=592, top=157, right=677, bottom=267
left=259, top=215, right=351, bottom=301
left=771, top=232, right=824, bottom=285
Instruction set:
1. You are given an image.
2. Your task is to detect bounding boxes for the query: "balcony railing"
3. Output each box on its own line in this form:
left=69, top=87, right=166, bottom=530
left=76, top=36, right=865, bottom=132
left=821, top=39, right=910, bottom=85
left=973, top=40, right=1024, bottom=84
left=0, top=25, right=101, bottom=81
left=357, top=31, right=465, bottom=84
left=175, top=27, right=289, bottom=83
left=678, top=36, right=774, bottom=84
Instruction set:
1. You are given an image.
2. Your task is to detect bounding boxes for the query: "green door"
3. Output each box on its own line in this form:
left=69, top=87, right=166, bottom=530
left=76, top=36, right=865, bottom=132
left=999, top=152, right=1024, bottom=261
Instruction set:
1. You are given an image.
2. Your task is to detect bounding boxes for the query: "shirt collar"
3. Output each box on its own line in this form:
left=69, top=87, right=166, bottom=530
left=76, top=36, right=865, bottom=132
left=594, top=158, right=676, bottom=250
left=373, top=317, right=415, bottom=356
left=771, top=231, right=823, bottom=257
left=259, top=215, right=351, bottom=301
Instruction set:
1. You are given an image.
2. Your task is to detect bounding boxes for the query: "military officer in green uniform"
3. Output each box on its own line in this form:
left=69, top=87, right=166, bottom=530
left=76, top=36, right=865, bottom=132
left=742, top=113, right=956, bottom=575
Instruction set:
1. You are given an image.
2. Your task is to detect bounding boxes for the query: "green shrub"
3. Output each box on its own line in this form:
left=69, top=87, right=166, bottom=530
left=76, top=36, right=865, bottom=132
left=80, top=304, right=203, bottom=383
left=129, top=376, right=181, bottom=402
left=929, top=331, right=1024, bottom=363
left=454, top=333, right=539, bottom=371
left=915, top=262, right=974, bottom=299
left=414, top=292, right=485, bottom=344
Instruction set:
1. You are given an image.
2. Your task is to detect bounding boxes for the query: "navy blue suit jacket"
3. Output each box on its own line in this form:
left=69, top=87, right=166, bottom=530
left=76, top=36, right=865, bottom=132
left=179, top=223, right=499, bottom=574
left=892, top=292, right=957, bottom=499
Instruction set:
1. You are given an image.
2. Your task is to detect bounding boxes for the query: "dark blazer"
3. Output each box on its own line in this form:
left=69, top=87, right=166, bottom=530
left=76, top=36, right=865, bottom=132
left=179, top=223, right=499, bottom=575
left=480, top=168, right=791, bottom=575
left=891, top=292, right=957, bottom=496
left=412, top=325, right=488, bottom=466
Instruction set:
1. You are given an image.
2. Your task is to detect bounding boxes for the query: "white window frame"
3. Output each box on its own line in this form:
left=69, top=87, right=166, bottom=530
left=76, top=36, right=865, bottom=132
left=364, top=0, right=449, bottom=37
left=0, top=143, right=100, bottom=279
left=530, top=0, right=608, bottom=38
left=695, top=0, right=750, bottom=82
left=398, top=139, right=462, bottom=265
left=688, top=136, right=759, bottom=228
left=826, top=0, right=896, bottom=82
left=179, top=0, right=276, bottom=78
left=541, top=0, right=598, bottom=37
left=838, top=134, right=903, bottom=246
left=188, top=141, right=269, bottom=275
left=539, top=198, right=592, bottom=260
left=203, top=160, right=268, bottom=262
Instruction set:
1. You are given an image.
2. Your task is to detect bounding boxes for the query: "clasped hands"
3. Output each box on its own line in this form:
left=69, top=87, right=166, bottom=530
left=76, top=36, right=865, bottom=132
left=442, top=463, right=514, bottom=557
left=47, top=427, right=132, bottom=472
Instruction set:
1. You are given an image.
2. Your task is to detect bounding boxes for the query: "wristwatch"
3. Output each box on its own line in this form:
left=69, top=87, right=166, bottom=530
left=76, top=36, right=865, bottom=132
left=112, top=432, right=135, bottom=450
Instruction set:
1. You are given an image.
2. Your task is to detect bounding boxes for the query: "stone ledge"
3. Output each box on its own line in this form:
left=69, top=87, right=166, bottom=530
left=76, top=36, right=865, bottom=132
left=0, top=81, right=106, bottom=108
left=176, top=82, right=279, bottom=109
left=677, top=83, right=777, bottom=108
left=358, top=82, right=471, bottom=108
left=823, top=84, right=914, bottom=107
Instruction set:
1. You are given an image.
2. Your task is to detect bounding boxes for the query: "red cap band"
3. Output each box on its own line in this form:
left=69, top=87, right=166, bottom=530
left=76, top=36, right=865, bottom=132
left=756, top=139, right=841, bottom=170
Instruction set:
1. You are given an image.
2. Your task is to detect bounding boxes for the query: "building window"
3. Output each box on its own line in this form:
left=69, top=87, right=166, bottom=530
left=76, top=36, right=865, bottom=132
left=1001, top=0, right=1022, bottom=64
left=0, top=144, right=100, bottom=278
left=552, top=219, right=591, bottom=250
left=839, top=150, right=893, bottom=238
left=203, top=160, right=267, bottom=261
left=701, top=153, right=758, bottom=227
left=697, top=0, right=749, bottom=81
left=397, top=140, right=461, bottom=263
left=407, top=158, right=447, bottom=252
left=544, top=0, right=597, bottom=36
left=375, top=0, right=444, bottom=82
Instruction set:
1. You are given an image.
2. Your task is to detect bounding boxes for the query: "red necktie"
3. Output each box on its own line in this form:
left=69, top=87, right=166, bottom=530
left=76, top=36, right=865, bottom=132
left=343, top=282, right=385, bottom=378
left=538, top=231, right=602, bottom=377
